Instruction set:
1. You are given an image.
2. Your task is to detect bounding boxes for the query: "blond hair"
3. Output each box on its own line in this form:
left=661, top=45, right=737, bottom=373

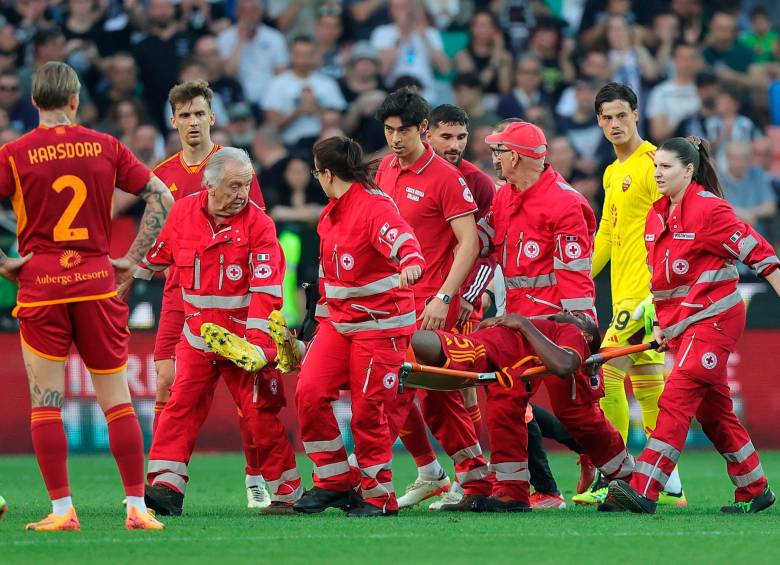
left=32, top=62, right=81, bottom=110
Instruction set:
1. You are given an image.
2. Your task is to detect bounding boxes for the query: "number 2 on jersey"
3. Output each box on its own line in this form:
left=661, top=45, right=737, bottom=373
left=52, top=174, right=89, bottom=241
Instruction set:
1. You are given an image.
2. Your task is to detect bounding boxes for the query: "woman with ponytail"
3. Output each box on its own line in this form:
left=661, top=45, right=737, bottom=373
left=292, top=136, right=426, bottom=517
left=606, top=136, right=780, bottom=514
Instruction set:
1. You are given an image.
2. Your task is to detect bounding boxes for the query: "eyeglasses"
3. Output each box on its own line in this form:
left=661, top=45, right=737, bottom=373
left=491, top=147, right=512, bottom=155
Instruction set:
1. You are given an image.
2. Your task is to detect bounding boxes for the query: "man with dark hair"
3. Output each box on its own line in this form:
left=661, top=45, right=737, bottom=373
left=371, top=88, right=493, bottom=508
left=396, top=103, right=498, bottom=510
left=408, top=311, right=632, bottom=513
left=452, top=73, right=499, bottom=131
left=262, top=35, right=347, bottom=148
left=578, top=81, right=687, bottom=507
left=149, top=80, right=268, bottom=511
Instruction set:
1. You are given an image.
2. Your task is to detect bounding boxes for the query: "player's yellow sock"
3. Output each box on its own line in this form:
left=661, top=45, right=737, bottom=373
left=630, top=373, right=665, bottom=436
left=600, top=364, right=629, bottom=443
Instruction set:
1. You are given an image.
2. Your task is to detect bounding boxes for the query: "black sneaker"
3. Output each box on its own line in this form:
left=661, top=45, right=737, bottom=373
left=471, top=495, right=532, bottom=513
left=144, top=483, right=184, bottom=516
left=293, top=487, right=359, bottom=514
left=347, top=503, right=398, bottom=517
left=597, top=495, right=628, bottom=512
left=720, top=487, right=776, bottom=514
left=607, top=480, right=657, bottom=514
left=439, top=494, right=490, bottom=512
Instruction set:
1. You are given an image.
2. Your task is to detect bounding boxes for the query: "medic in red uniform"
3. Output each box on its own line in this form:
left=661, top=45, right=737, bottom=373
left=606, top=137, right=780, bottom=514
left=293, top=137, right=425, bottom=517
left=477, top=121, right=632, bottom=507
left=138, top=148, right=300, bottom=516
left=373, top=90, right=493, bottom=504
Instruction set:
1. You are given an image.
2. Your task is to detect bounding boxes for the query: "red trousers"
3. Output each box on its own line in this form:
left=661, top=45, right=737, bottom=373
left=295, top=322, right=407, bottom=511
left=148, top=342, right=301, bottom=502
left=629, top=306, right=768, bottom=501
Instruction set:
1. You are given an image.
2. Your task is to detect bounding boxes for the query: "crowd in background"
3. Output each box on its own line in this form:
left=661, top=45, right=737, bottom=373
left=1, top=0, right=780, bottom=284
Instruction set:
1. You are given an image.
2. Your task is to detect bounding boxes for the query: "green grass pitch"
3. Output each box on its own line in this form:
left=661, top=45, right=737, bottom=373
left=1, top=451, right=779, bottom=564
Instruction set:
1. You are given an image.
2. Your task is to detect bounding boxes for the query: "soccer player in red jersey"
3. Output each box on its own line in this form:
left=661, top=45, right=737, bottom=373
left=150, top=80, right=268, bottom=509
left=373, top=89, right=493, bottom=508
left=396, top=103, right=498, bottom=510
left=0, top=62, right=173, bottom=531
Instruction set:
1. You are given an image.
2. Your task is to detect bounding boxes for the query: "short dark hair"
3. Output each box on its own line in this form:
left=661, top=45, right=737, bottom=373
left=428, top=104, right=469, bottom=130
left=391, top=75, right=424, bottom=92
left=594, top=82, right=638, bottom=115
left=313, top=136, right=379, bottom=190
left=452, top=72, right=482, bottom=91
left=376, top=87, right=429, bottom=127
left=168, top=80, right=214, bottom=114
left=290, top=35, right=315, bottom=47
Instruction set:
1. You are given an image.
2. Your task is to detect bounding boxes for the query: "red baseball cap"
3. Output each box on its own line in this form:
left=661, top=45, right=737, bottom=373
left=485, top=122, right=548, bottom=159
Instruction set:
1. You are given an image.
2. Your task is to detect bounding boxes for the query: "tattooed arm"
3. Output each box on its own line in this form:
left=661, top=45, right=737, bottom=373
left=111, top=176, right=174, bottom=291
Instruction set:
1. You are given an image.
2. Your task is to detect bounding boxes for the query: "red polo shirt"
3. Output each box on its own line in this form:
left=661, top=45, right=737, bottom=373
left=375, top=142, right=477, bottom=299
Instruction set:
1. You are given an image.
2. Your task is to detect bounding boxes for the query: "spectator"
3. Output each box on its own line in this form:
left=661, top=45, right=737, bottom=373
left=217, top=0, right=289, bottom=108
left=557, top=79, right=611, bottom=176
left=177, top=0, right=231, bottom=36
left=556, top=49, right=612, bottom=119
left=269, top=156, right=327, bottom=225
left=702, top=87, right=762, bottom=163
left=131, top=122, right=165, bottom=168
left=224, top=102, right=256, bottom=151
left=740, top=7, right=779, bottom=64
left=678, top=70, right=719, bottom=138
left=340, top=43, right=387, bottom=155
left=266, top=0, right=342, bottom=38
left=132, top=0, right=193, bottom=129
left=579, top=0, right=638, bottom=51
left=193, top=34, right=245, bottom=109
left=452, top=72, right=499, bottom=131
left=670, top=0, right=704, bottom=45
left=702, top=10, right=762, bottom=91
left=8, top=0, right=54, bottom=44
left=467, top=123, right=494, bottom=181
left=62, top=0, right=104, bottom=47
left=495, top=0, right=536, bottom=53
left=643, top=11, right=681, bottom=77
left=424, top=0, right=472, bottom=30
left=496, top=54, right=552, bottom=121
left=721, top=140, right=777, bottom=235
left=94, top=52, right=142, bottom=118
left=345, top=0, right=390, bottom=42
left=546, top=135, right=602, bottom=216
left=339, top=41, right=383, bottom=102
left=453, top=10, right=512, bottom=96
left=370, top=0, right=450, bottom=101
left=753, top=136, right=780, bottom=246
left=646, top=42, right=703, bottom=143
left=17, top=27, right=98, bottom=124
left=262, top=36, right=347, bottom=149
left=526, top=18, right=576, bottom=100
left=313, top=5, right=346, bottom=81
left=0, top=24, right=21, bottom=73
left=252, top=124, right=290, bottom=208
left=604, top=13, right=660, bottom=100
left=0, top=70, right=36, bottom=133
left=105, top=97, right=149, bottom=147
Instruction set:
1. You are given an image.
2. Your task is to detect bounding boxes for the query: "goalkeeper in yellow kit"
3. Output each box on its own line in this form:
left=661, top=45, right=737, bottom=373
left=573, top=83, right=686, bottom=506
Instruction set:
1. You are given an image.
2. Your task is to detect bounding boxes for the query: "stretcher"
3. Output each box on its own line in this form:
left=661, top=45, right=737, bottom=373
left=398, top=342, right=658, bottom=392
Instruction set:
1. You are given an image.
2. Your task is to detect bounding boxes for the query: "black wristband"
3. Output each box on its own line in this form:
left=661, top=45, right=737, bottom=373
left=652, top=320, right=660, bottom=327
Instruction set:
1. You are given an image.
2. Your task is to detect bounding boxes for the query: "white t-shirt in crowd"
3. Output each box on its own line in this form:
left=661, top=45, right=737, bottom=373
left=217, top=24, right=290, bottom=105
left=646, top=81, right=701, bottom=129
left=262, top=71, right=347, bottom=145
left=370, top=25, right=444, bottom=97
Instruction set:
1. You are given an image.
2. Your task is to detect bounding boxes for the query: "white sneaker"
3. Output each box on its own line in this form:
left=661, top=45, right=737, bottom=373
left=397, top=473, right=451, bottom=509
left=247, top=484, right=271, bottom=509
left=428, top=482, right=464, bottom=511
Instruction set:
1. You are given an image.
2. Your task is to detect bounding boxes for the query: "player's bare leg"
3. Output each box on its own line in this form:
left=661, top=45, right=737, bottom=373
left=22, top=348, right=79, bottom=531
left=90, top=370, right=163, bottom=529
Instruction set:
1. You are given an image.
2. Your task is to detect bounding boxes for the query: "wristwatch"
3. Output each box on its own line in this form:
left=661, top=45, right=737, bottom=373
left=435, top=292, right=451, bottom=305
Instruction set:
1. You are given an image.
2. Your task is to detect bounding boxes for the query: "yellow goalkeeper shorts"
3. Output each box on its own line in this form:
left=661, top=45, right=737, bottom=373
left=600, top=300, right=665, bottom=367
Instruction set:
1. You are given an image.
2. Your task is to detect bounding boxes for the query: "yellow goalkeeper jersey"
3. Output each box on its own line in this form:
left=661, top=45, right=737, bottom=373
left=592, top=140, right=662, bottom=304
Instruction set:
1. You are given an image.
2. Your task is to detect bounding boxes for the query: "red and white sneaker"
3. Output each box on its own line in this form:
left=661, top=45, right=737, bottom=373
left=576, top=454, right=596, bottom=494
left=530, top=492, right=567, bottom=510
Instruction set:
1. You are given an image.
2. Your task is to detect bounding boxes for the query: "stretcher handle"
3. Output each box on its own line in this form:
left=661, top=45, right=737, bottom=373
left=401, top=341, right=658, bottom=388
